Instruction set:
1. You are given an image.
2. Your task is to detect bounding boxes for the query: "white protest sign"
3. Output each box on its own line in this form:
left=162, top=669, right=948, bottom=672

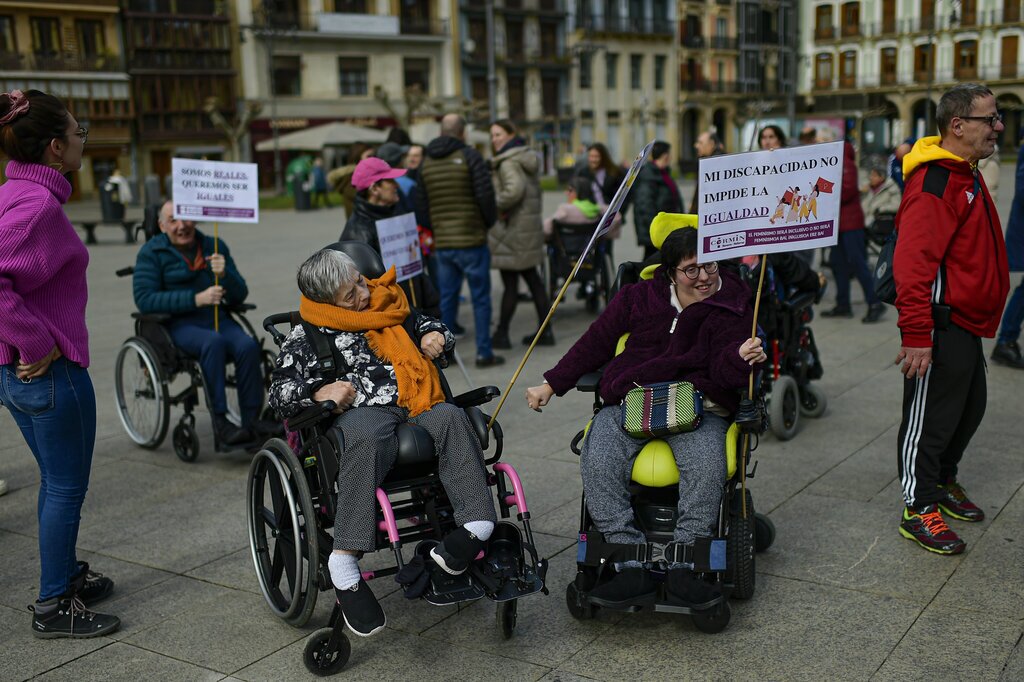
left=172, top=158, right=259, bottom=224
left=696, top=141, right=845, bottom=262
left=375, top=212, right=422, bottom=282
left=596, top=139, right=654, bottom=239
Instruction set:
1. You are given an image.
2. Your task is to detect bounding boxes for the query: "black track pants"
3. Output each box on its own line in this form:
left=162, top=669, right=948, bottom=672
left=896, top=324, right=987, bottom=508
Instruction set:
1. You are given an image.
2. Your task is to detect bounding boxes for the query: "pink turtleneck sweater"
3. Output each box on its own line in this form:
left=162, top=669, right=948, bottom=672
left=0, top=160, right=90, bottom=367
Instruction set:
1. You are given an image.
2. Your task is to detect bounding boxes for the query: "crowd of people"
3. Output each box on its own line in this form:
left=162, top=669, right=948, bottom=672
left=0, top=82, right=1020, bottom=643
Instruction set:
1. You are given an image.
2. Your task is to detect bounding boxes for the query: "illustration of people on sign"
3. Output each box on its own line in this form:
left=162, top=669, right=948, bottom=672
left=786, top=186, right=802, bottom=223
left=802, top=176, right=834, bottom=222
left=770, top=192, right=789, bottom=224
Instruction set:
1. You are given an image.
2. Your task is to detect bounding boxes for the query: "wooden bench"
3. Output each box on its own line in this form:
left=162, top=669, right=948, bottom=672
left=78, top=220, right=139, bottom=245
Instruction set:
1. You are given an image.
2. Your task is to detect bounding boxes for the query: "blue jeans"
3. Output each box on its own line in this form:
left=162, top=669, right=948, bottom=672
left=998, top=275, right=1024, bottom=344
left=169, top=316, right=264, bottom=420
left=435, top=246, right=494, bottom=358
left=830, top=229, right=878, bottom=308
left=0, top=359, right=96, bottom=601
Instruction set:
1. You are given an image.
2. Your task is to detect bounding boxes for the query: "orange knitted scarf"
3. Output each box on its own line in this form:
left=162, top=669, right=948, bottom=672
left=298, top=267, right=444, bottom=417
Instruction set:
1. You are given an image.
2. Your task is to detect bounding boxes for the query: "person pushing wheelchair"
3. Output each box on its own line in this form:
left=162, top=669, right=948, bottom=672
left=268, top=248, right=497, bottom=637
left=525, top=227, right=766, bottom=609
left=132, top=201, right=279, bottom=447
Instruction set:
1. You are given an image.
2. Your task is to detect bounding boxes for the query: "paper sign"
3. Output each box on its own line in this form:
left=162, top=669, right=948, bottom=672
left=696, top=141, right=845, bottom=262
left=376, top=212, right=422, bottom=282
left=596, top=140, right=654, bottom=239
left=172, top=158, right=259, bottom=224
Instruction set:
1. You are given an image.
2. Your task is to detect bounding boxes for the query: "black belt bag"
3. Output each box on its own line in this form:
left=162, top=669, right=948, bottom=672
left=932, top=304, right=952, bottom=331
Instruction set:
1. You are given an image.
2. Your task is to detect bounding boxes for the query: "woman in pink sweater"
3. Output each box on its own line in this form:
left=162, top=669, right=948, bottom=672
left=0, top=90, right=119, bottom=638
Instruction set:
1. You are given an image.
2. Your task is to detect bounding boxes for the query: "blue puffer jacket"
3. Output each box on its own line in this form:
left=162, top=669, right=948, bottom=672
left=1006, top=143, right=1024, bottom=272
left=132, top=230, right=248, bottom=325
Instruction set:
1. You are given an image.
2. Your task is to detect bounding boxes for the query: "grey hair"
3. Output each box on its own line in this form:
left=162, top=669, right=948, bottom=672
left=869, top=163, right=888, bottom=177
left=937, top=84, right=994, bottom=137
left=296, top=248, right=359, bottom=303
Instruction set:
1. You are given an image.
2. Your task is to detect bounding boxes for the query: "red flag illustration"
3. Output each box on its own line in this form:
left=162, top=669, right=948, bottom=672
left=815, top=177, right=835, bottom=193
left=781, top=189, right=793, bottom=204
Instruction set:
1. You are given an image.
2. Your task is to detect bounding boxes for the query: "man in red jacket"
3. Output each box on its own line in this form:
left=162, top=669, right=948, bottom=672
left=893, top=84, right=1009, bottom=555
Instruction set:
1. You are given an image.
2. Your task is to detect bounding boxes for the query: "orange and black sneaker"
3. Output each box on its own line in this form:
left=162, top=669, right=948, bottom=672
left=899, top=504, right=966, bottom=555
left=937, top=480, right=985, bottom=522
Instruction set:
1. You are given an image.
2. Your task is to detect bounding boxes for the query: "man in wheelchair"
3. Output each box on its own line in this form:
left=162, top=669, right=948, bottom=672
left=133, top=201, right=278, bottom=447
left=526, top=227, right=765, bottom=609
left=268, top=248, right=497, bottom=637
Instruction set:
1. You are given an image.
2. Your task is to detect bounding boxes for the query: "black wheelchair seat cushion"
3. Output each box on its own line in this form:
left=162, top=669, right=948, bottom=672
left=327, top=421, right=437, bottom=483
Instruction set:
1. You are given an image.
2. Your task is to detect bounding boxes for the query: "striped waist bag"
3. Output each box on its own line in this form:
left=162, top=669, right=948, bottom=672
left=620, top=381, right=704, bottom=439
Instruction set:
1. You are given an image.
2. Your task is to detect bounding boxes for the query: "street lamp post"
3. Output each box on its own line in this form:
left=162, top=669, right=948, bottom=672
left=485, top=0, right=497, bottom=122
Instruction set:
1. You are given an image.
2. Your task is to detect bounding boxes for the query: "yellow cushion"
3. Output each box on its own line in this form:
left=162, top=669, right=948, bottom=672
left=628, top=423, right=740, bottom=487
left=650, top=212, right=698, bottom=250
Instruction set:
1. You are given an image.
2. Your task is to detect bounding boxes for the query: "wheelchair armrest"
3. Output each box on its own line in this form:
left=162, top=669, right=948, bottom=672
left=116, top=266, right=134, bottom=278
left=465, top=406, right=489, bottom=451
left=450, top=385, right=500, bottom=408
left=131, top=312, right=172, bottom=324
left=284, top=401, right=336, bottom=431
left=783, top=291, right=816, bottom=312
left=575, top=371, right=603, bottom=393
left=226, top=302, right=257, bottom=312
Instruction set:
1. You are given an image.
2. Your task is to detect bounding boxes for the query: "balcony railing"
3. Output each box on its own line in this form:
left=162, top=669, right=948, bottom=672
left=578, top=14, right=674, bottom=36
left=251, top=12, right=448, bottom=37
left=814, top=77, right=833, bottom=90
left=128, top=50, right=233, bottom=71
left=681, top=79, right=737, bottom=94
left=981, top=62, right=1024, bottom=79
left=125, top=0, right=223, bottom=14
left=681, top=34, right=704, bottom=48
left=0, top=51, right=124, bottom=72
left=983, top=5, right=1022, bottom=24
left=709, top=36, right=737, bottom=50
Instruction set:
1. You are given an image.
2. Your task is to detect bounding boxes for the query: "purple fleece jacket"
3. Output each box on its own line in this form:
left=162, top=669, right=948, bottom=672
left=544, top=268, right=758, bottom=415
left=0, top=160, right=89, bottom=367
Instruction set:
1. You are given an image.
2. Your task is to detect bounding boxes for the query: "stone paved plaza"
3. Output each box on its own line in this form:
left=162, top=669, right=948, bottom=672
left=1, top=181, right=1022, bottom=681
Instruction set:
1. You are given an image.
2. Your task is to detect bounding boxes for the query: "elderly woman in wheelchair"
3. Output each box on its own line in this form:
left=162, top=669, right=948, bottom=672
left=526, top=225, right=765, bottom=620
left=268, top=247, right=498, bottom=638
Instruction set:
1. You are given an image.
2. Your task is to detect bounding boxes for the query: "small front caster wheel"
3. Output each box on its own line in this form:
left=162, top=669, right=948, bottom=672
left=172, top=421, right=200, bottom=462
left=303, top=627, right=351, bottom=676
left=692, top=601, right=731, bottom=634
left=497, top=599, right=517, bottom=639
left=565, top=581, right=596, bottom=620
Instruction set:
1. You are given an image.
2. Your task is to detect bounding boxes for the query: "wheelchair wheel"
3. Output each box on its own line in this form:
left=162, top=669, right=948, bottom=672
left=692, top=601, right=731, bottom=634
left=754, top=513, right=776, bottom=553
left=728, top=490, right=756, bottom=600
left=172, top=420, right=200, bottom=463
left=799, top=383, right=827, bottom=418
left=565, top=580, right=596, bottom=620
left=496, top=600, right=517, bottom=640
left=768, top=375, right=800, bottom=440
left=247, top=438, right=320, bottom=626
left=114, top=337, right=170, bottom=449
left=303, top=628, right=350, bottom=676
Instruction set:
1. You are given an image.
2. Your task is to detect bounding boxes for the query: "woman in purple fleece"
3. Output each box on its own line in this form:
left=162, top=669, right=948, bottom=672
left=526, top=227, right=765, bottom=609
left=0, top=90, right=118, bottom=638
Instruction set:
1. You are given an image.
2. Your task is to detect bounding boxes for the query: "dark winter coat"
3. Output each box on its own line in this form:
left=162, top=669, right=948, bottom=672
left=133, top=230, right=247, bottom=327
left=839, top=141, right=866, bottom=233
left=1006, top=142, right=1024, bottom=272
left=633, top=162, right=683, bottom=248
left=415, top=135, right=497, bottom=248
left=543, top=269, right=759, bottom=415
left=341, top=196, right=441, bottom=319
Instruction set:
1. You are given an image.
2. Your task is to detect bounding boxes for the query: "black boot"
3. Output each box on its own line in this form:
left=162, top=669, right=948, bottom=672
left=522, top=328, right=555, bottom=347
left=665, top=568, right=721, bottom=609
left=30, top=592, right=120, bottom=639
left=492, top=328, right=512, bottom=350
left=587, top=567, right=656, bottom=608
left=862, top=303, right=886, bottom=324
left=70, top=562, right=114, bottom=606
left=213, top=414, right=252, bottom=447
left=991, top=341, right=1024, bottom=369
left=430, top=527, right=485, bottom=575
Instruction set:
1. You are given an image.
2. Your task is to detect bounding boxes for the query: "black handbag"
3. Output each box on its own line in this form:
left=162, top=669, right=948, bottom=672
left=872, top=231, right=897, bottom=305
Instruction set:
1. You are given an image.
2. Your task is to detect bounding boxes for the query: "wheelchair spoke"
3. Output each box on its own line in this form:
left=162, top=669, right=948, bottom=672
left=267, top=469, right=290, bottom=528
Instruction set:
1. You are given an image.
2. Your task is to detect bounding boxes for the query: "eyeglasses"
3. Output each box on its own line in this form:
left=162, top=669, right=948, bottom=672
left=675, top=262, right=719, bottom=280
left=74, top=127, right=88, bottom=143
left=959, top=113, right=1003, bottom=128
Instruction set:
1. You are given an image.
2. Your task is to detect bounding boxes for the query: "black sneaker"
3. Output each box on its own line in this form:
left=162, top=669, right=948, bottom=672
left=862, top=303, right=886, bottom=324
left=71, top=562, right=114, bottom=606
left=821, top=306, right=854, bottom=319
left=937, top=480, right=985, bottom=522
left=475, top=355, right=506, bottom=368
left=522, top=329, right=555, bottom=347
left=898, top=504, right=965, bottom=555
left=665, top=568, right=721, bottom=610
left=213, top=414, right=253, bottom=447
left=336, top=580, right=386, bottom=637
left=492, top=329, right=511, bottom=350
left=429, top=527, right=485, bottom=575
left=991, top=341, right=1024, bottom=369
left=30, top=595, right=120, bottom=639
left=587, top=568, right=656, bottom=608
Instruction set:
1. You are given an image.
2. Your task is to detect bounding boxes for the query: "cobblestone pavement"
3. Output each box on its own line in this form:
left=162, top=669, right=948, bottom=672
left=1, top=175, right=1021, bottom=681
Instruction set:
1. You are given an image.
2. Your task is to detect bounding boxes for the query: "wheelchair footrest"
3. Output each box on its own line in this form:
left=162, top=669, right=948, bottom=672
left=422, top=572, right=486, bottom=606
left=577, top=532, right=727, bottom=572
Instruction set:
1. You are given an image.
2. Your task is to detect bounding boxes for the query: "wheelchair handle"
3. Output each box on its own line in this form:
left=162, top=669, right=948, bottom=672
left=115, top=266, right=134, bottom=278
left=263, top=311, right=299, bottom=345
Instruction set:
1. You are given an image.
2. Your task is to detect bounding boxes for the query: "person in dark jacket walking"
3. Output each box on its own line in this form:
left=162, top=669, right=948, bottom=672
left=133, top=201, right=277, bottom=446
left=525, top=227, right=765, bottom=608
left=633, top=141, right=682, bottom=260
left=892, top=84, right=1009, bottom=555
left=991, top=133, right=1024, bottom=368
left=415, top=113, right=503, bottom=367
left=341, top=157, right=440, bottom=319
left=821, top=139, right=887, bottom=323
left=689, top=130, right=725, bottom=214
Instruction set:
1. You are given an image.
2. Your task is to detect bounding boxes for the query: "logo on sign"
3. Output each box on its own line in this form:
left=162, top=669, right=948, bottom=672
left=710, top=233, right=745, bottom=250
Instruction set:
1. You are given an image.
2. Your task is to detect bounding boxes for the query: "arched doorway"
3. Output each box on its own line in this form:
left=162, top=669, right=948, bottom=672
left=679, top=108, right=700, bottom=172
left=911, top=98, right=936, bottom=139
left=997, top=93, right=1022, bottom=155
left=862, top=99, right=900, bottom=155
left=712, top=108, right=728, bottom=150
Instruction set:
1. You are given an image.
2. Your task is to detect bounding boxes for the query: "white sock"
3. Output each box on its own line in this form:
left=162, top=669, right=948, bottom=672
left=463, top=520, right=494, bottom=541
left=328, top=552, right=361, bottom=590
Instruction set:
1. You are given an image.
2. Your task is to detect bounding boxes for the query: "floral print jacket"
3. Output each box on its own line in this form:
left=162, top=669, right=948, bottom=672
left=268, top=311, right=454, bottom=420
